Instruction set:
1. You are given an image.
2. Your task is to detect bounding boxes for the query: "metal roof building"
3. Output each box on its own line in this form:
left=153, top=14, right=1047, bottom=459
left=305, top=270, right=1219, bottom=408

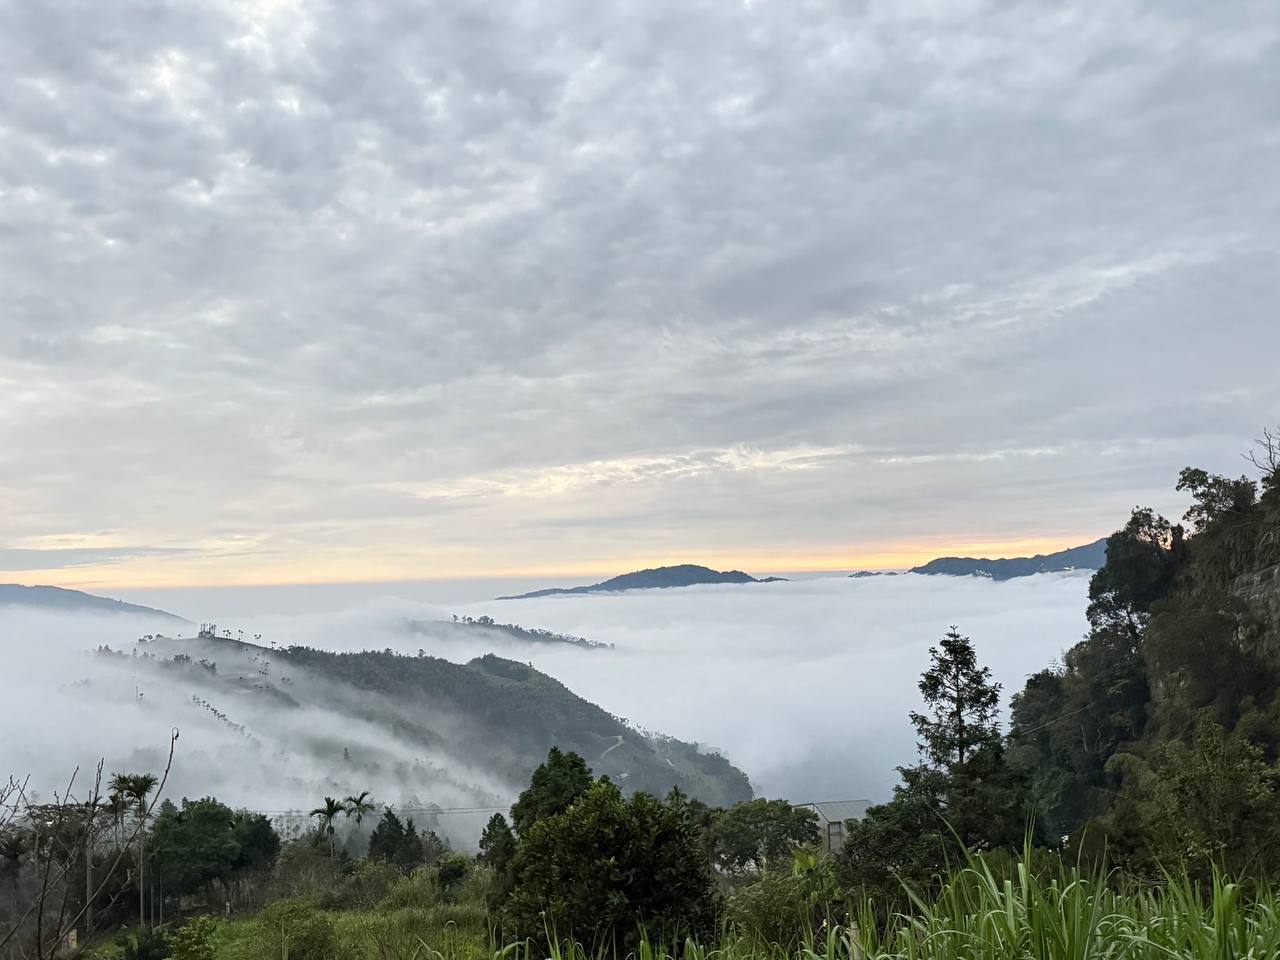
left=798, top=799, right=871, bottom=852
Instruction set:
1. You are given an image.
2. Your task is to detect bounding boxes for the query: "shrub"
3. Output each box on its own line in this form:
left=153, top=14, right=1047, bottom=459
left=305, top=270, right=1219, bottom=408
left=347, top=906, right=489, bottom=960
left=433, top=853, right=470, bottom=894
left=120, top=927, right=170, bottom=960
left=263, top=839, right=342, bottom=902
left=253, top=899, right=337, bottom=960
left=168, top=916, right=217, bottom=960
left=378, top=869, right=441, bottom=912
left=376, top=856, right=482, bottom=913
left=726, top=851, right=842, bottom=948
left=324, top=858, right=401, bottom=910
left=505, top=779, right=719, bottom=947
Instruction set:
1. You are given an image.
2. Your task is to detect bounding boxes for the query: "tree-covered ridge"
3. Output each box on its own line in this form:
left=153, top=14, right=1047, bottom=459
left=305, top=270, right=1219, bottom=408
left=908, top=538, right=1108, bottom=580
left=405, top=614, right=613, bottom=649
left=828, top=430, right=1280, bottom=908
left=142, top=633, right=751, bottom=810
left=0, top=583, right=185, bottom=621
left=1008, top=430, right=1280, bottom=876
left=497, top=564, right=786, bottom=599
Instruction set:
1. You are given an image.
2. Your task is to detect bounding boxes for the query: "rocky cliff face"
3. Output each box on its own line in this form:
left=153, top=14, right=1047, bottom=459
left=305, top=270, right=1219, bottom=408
left=1236, top=562, right=1280, bottom=649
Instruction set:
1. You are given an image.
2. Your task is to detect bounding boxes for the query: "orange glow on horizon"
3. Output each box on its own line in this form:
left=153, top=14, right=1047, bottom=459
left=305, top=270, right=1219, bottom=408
left=3, top=534, right=1103, bottom=592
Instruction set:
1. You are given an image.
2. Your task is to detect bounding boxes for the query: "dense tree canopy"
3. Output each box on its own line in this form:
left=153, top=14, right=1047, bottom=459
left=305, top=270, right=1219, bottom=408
left=709, top=798, right=818, bottom=875
left=1007, top=431, right=1280, bottom=878
left=509, top=746, right=593, bottom=835
left=506, top=778, right=718, bottom=947
left=366, top=809, right=440, bottom=873
left=151, top=797, right=280, bottom=899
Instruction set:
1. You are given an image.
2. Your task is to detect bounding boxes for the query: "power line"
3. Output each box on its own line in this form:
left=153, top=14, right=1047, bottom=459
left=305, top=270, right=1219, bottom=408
left=249, top=804, right=511, bottom=817
left=1008, top=704, right=1092, bottom=738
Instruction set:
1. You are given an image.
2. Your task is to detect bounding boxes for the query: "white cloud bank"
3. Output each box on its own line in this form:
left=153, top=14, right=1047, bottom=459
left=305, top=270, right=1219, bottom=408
left=1, top=573, right=1089, bottom=833
left=451, top=573, right=1092, bottom=801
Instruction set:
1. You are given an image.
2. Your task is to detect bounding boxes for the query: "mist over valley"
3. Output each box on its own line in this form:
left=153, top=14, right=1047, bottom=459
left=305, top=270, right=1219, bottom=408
left=2, top=568, right=1092, bottom=843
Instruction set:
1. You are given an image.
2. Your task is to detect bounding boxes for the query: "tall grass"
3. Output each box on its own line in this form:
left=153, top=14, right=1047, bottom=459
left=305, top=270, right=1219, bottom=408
left=521, top=855, right=1280, bottom=960
left=88, top=854, right=1280, bottom=960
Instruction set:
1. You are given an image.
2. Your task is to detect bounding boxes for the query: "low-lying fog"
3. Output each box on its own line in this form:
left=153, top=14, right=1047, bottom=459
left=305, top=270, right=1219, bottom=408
left=3, top=572, right=1090, bottom=828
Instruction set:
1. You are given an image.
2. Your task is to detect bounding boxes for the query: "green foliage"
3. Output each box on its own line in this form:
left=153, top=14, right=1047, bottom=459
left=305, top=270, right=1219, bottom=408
left=120, top=927, right=170, bottom=960
left=709, top=799, right=819, bottom=875
left=275, top=646, right=752, bottom=810
left=367, top=809, right=406, bottom=863
left=835, top=764, right=954, bottom=910
left=253, top=899, right=337, bottom=960
left=477, top=813, right=515, bottom=871
left=509, top=747, right=593, bottom=835
left=839, top=628, right=1031, bottom=908
left=152, top=797, right=280, bottom=899
left=344, top=905, right=487, bottom=960
left=1143, top=712, right=1280, bottom=879
left=375, top=862, right=490, bottom=914
left=433, top=853, right=470, bottom=892
left=263, top=839, right=341, bottom=902
left=325, top=859, right=402, bottom=910
left=726, top=850, right=843, bottom=948
left=367, top=809, right=440, bottom=873
left=399, top=820, right=427, bottom=872
left=1008, top=623, right=1148, bottom=837
left=909, top=628, right=1028, bottom=850
left=1144, top=599, right=1264, bottom=732
left=169, top=916, right=218, bottom=960
left=233, top=809, right=282, bottom=872
left=1178, top=467, right=1258, bottom=533
left=309, top=797, right=345, bottom=857
left=342, top=790, right=377, bottom=828
left=910, top=627, right=1002, bottom=771
left=505, top=778, right=719, bottom=948
left=1086, top=507, right=1180, bottom=640
left=1009, top=439, right=1280, bottom=875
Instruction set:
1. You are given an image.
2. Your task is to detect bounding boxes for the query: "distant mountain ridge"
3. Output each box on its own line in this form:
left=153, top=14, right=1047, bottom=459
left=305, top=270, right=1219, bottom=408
left=0, top=583, right=186, bottom=621
left=908, top=538, right=1108, bottom=580
left=498, top=564, right=786, bottom=600
left=406, top=616, right=613, bottom=649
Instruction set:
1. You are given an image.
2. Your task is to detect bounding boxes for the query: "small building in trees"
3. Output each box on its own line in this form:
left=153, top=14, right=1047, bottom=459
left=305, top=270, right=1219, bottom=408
left=797, top=799, right=870, bottom=852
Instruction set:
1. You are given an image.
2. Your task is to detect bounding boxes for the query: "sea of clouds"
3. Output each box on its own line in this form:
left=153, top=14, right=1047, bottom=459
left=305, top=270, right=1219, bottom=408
left=1, top=572, right=1092, bottom=818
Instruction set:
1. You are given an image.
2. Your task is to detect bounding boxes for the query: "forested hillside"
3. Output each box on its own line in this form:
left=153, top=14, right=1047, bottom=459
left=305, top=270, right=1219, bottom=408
left=1007, top=433, right=1280, bottom=874
left=908, top=539, right=1108, bottom=579
left=498, top=564, right=784, bottom=599
left=0, top=583, right=184, bottom=621
left=835, top=430, right=1280, bottom=903
left=139, top=632, right=751, bottom=810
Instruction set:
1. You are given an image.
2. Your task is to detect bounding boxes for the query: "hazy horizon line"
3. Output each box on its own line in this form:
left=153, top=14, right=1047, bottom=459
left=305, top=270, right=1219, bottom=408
left=3, top=532, right=1106, bottom=593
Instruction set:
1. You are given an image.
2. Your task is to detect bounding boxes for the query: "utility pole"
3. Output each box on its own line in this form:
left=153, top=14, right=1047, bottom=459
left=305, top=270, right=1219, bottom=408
left=84, top=816, right=93, bottom=939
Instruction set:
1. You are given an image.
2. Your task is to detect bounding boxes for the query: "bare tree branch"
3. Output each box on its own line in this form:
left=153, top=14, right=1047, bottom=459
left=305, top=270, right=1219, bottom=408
left=0, top=729, right=179, bottom=957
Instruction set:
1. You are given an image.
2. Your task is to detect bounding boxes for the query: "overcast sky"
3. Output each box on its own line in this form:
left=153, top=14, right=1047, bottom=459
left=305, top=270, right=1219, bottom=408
left=2, top=0, right=1278, bottom=589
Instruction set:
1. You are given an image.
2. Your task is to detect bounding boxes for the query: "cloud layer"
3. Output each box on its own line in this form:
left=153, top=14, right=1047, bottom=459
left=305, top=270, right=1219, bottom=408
left=106, top=571, right=1094, bottom=804
left=2, top=0, right=1278, bottom=584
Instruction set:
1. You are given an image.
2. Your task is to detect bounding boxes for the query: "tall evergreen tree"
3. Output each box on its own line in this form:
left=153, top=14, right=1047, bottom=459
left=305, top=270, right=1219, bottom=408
left=842, top=626, right=1028, bottom=904
left=478, top=813, right=515, bottom=871
left=510, top=747, right=593, bottom=835
left=396, top=819, right=426, bottom=872
left=910, top=627, right=1002, bottom=772
left=367, top=809, right=405, bottom=864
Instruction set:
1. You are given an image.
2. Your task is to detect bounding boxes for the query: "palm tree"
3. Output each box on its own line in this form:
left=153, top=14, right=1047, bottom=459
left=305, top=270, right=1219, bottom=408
left=309, top=797, right=345, bottom=859
left=110, top=772, right=157, bottom=925
left=104, top=790, right=130, bottom=858
left=343, top=791, right=376, bottom=828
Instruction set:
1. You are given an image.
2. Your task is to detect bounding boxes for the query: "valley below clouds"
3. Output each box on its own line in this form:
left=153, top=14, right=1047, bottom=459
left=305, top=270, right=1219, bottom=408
left=2, top=572, right=1091, bottom=821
